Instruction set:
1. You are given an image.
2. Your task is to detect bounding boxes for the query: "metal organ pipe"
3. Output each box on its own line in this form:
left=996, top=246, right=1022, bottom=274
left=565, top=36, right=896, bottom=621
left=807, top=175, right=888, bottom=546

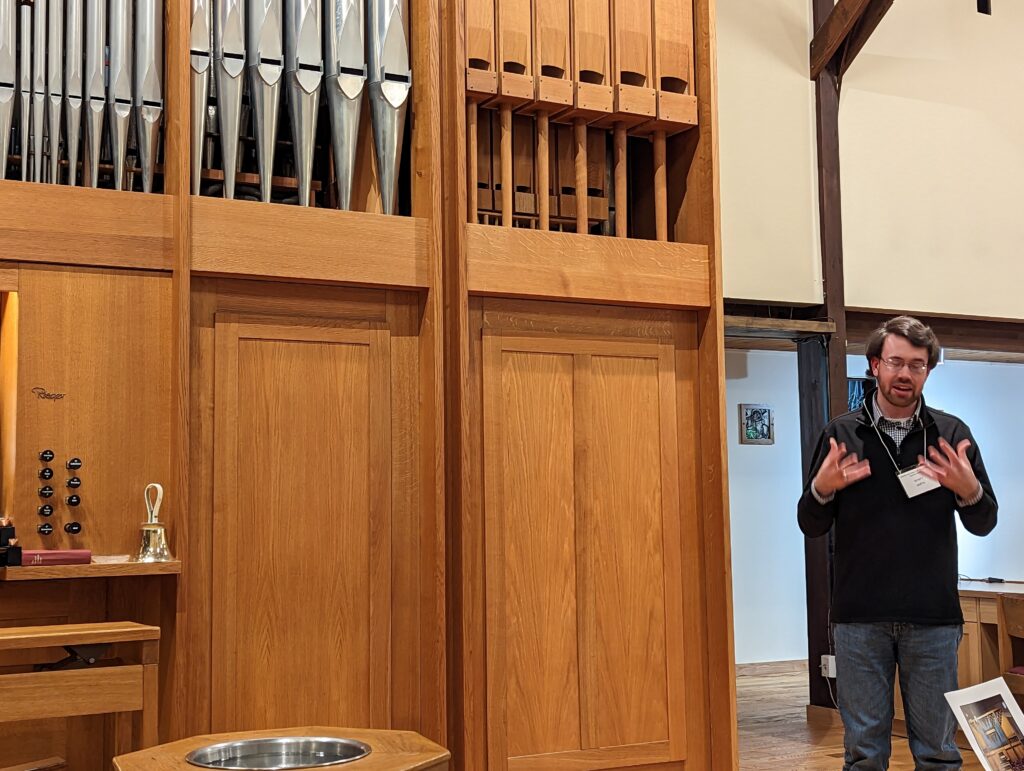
left=247, top=0, right=283, bottom=202
left=284, top=0, right=322, bottom=206
left=367, top=0, right=410, bottom=215
left=324, top=0, right=365, bottom=210
left=135, top=0, right=163, bottom=193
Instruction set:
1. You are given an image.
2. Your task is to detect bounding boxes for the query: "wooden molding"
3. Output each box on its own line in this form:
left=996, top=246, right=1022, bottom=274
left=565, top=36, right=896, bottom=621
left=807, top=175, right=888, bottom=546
left=0, top=182, right=172, bottom=271
left=0, top=562, right=182, bottom=582
left=724, top=315, right=835, bottom=339
left=466, top=224, right=710, bottom=307
left=191, top=197, right=432, bottom=289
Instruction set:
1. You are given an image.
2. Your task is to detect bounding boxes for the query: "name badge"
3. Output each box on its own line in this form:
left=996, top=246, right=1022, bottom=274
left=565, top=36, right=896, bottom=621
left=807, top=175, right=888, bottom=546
left=897, top=465, right=942, bottom=499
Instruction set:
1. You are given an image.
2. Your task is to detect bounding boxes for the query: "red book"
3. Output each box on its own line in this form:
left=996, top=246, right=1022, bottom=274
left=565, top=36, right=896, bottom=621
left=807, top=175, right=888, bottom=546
left=20, top=550, right=92, bottom=566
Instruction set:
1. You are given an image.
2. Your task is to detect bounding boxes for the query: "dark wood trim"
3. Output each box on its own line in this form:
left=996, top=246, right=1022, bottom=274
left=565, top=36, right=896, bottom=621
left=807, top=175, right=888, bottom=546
left=848, top=310, right=1024, bottom=354
left=805, top=0, right=848, bottom=711
left=797, top=337, right=835, bottom=709
left=724, top=316, right=835, bottom=340
left=840, top=0, right=896, bottom=78
left=809, top=0, right=895, bottom=80
left=809, top=0, right=873, bottom=79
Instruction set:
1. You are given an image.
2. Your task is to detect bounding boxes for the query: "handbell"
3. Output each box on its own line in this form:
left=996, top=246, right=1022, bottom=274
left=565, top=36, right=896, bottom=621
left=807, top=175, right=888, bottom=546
left=136, top=482, right=172, bottom=563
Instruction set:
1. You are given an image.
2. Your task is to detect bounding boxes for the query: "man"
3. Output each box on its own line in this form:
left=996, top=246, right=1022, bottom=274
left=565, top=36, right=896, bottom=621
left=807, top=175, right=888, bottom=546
left=798, top=316, right=998, bottom=770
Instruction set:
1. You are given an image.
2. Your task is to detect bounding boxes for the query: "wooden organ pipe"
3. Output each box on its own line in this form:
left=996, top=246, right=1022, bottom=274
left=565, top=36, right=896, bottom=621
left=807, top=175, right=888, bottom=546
left=537, top=112, right=550, bottom=230
left=653, top=129, right=667, bottom=241
left=468, top=103, right=479, bottom=223
left=500, top=103, right=513, bottom=227
left=574, top=118, right=588, bottom=234
left=614, top=123, right=627, bottom=237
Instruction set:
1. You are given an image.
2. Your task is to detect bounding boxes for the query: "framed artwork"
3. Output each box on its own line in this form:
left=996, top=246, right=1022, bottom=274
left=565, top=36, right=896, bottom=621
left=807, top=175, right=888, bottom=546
left=738, top=403, right=774, bottom=445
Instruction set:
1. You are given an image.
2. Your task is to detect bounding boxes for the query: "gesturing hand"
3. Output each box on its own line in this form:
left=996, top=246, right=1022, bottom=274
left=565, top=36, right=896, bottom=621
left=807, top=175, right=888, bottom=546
left=918, top=438, right=981, bottom=500
left=813, top=437, right=872, bottom=498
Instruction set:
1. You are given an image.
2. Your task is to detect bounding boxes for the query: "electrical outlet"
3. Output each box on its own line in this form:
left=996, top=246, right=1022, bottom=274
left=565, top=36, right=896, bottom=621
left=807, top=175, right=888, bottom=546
left=820, top=654, right=836, bottom=678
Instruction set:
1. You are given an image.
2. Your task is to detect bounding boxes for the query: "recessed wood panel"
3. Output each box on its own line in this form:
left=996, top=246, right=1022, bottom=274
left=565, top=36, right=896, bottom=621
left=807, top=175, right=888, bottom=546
left=579, top=353, right=669, bottom=749
left=481, top=308, right=691, bottom=770
left=489, top=349, right=581, bottom=759
left=212, top=319, right=392, bottom=732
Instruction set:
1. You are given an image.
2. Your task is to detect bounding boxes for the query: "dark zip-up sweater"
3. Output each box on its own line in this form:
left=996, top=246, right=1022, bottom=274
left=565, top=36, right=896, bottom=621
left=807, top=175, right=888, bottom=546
left=797, top=391, right=998, bottom=625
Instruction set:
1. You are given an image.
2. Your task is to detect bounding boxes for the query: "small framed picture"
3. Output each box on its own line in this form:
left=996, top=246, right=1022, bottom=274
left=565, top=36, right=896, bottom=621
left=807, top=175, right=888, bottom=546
left=738, top=403, right=774, bottom=445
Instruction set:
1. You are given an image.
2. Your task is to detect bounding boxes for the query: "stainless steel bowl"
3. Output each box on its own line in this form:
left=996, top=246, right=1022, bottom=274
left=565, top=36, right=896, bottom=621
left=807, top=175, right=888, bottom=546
left=184, top=737, right=372, bottom=769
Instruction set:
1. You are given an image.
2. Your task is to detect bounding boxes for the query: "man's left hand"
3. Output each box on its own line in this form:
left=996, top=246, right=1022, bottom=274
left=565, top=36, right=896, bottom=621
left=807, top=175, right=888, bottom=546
left=918, top=438, right=982, bottom=501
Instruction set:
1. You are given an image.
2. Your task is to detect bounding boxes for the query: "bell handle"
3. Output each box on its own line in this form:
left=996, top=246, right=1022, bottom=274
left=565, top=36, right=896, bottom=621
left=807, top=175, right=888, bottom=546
left=144, top=483, right=164, bottom=524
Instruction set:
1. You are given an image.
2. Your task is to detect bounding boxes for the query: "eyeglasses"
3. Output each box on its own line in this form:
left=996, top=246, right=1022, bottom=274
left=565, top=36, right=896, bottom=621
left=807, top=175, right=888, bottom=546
left=879, top=356, right=929, bottom=374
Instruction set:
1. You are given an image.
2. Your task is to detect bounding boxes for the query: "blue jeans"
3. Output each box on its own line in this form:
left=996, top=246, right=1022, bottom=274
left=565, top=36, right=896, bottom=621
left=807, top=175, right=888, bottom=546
left=834, top=622, right=962, bottom=770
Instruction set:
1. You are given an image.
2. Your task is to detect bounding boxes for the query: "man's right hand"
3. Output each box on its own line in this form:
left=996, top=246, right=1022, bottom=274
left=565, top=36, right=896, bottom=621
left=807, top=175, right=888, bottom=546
left=813, top=437, right=872, bottom=498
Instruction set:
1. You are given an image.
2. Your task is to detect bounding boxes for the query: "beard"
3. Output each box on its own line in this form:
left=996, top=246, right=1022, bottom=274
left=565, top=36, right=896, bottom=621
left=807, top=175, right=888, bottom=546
left=879, top=377, right=920, bottom=409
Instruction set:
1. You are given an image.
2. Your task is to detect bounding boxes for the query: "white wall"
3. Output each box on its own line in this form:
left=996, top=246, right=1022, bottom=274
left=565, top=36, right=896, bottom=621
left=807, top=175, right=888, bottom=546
left=717, top=0, right=823, bottom=304
left=846, top=355, right=1024, bottom=579
left=726, top=350, right=808, bottom=664
left=840, top=0, right=1024, bottom=318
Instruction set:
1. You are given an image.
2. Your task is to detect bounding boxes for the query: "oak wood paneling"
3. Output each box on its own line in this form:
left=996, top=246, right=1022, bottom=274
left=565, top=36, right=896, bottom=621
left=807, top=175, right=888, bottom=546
left=191, top=198, right=431, bottom=289
left=9, top=266, right=172, bottom=554
left=0, top=184, right=172, bottom=270
left=466, top=225, right=710, bottom=308
left=211, top=318, right=391, bottom=731
left=479, top=302, right=693, bottom=770
left=486, top=347, right=580, bottom=759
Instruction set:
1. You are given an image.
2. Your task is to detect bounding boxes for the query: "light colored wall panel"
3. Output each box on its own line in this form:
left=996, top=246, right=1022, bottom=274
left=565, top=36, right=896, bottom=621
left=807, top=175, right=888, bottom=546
left=841, top=0, right=1024, bottom=318
left=717, top=0, right=822, bottom=304
left=725, top=350, right=807, bottom=664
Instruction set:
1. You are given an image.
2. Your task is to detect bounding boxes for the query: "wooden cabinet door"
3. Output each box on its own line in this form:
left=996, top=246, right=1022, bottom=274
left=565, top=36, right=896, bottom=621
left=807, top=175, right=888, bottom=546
left=211, top=316, right=392, bottom=731
left=482, top=326, right=691, bottom=771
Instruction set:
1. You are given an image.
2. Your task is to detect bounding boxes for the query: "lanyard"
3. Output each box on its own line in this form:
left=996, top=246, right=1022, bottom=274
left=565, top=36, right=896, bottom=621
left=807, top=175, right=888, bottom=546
left=870, top=403, right=926, bottom=474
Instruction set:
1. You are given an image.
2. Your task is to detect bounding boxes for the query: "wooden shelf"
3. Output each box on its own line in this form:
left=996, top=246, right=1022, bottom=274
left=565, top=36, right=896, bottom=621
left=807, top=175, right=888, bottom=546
left=0, top=560, right=182, bottom=581
left=0, top=180, right=172, bottom=271
left=191, top=196, right=432, bottom=288
left=466, top=223, right=710, bottom=307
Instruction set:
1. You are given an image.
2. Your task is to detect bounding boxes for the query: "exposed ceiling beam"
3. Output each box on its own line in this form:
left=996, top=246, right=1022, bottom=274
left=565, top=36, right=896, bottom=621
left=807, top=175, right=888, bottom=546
left=810, top=0, right=873, bottom=79
left=809, top=0, right=896, bottom=80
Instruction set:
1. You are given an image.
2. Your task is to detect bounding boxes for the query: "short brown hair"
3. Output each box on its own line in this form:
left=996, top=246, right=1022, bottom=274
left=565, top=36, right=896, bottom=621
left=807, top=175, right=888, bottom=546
left=864, top=316, right=941, bottom=375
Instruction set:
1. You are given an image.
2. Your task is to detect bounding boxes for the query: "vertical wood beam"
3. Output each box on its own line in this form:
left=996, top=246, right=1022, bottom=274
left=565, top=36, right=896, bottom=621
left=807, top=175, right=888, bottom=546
left=806, top=0, right=850, bottom=710
left=674, top=0, right=738, bottom=766
left=164, top=0, right=192, bottom=743
left=613, top=124, right=627, bottom=237
left=797, top=336, right=834, bottom=709
left=441, top=0, right=472, bottom=764
left=537, top=114, right=550, bottom=230
left=574, top=119, right=588, bottom=233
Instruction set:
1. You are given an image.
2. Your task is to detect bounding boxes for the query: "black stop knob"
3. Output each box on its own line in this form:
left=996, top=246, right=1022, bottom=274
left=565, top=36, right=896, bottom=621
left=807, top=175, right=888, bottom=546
left=38, top=486, right=54, bottom=498
left=38, top=522, right=54, bottom=535
left=39, top=467, right=53, bottom=480
left=39, top=449, right=55, bottom=462
left=66, top=494, right=81, bottom=507
left=38, top=504, right=53, bottom=517
left=66, top=476, right=81, bottom=489
left=66, top=457, right=83, bottom=470
left=64, top=522, right=82, bottom=535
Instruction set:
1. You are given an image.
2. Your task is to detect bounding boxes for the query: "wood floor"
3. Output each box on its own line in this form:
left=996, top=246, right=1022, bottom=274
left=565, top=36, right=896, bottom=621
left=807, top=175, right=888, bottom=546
left=737, top=668, right=984, bottom=770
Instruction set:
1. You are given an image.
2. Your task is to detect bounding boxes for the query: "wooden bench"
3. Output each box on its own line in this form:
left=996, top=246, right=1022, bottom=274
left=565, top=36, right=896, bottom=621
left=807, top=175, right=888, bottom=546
left=0, top=622, right=160, bottom=758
